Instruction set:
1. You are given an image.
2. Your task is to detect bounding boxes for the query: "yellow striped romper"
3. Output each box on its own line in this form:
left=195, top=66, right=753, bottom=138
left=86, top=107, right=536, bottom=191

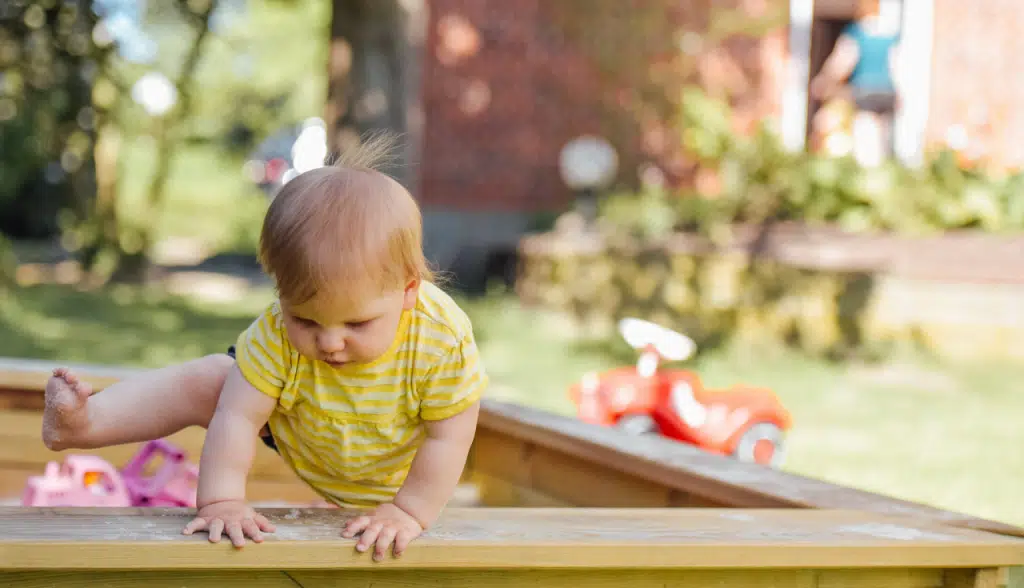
left=232, top=281, right=488, bottom=507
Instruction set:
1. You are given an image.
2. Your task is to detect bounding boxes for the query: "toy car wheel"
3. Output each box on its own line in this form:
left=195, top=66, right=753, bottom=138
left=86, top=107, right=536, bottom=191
left=616, top=414, right=659, bottom=436
left=732, top=422, right=786, bottom=468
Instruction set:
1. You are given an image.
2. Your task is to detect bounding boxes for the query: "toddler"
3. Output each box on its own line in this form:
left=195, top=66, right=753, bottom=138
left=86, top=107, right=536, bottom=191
left=41, top=135, right=488, bottom=560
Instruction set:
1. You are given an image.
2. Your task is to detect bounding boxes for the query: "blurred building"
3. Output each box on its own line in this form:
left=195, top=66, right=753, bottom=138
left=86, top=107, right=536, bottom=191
left=415, top=0, right=788, bottom=288
left=414, top=0, right=1023, bottom=287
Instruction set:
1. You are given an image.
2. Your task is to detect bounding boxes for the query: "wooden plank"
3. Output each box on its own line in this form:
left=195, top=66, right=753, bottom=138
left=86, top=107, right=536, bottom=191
left=0, top=572, right=298, bottom=587
left=819, top=569, right=944, bottom=587
left=2, top=356, right=1023, bottom=539
left=0, top=411, right=296, bottom=480
left=476, top=401, right=1024, bottom=538
left=945, top=569, right=1001, bottom=588
left=0, top=507, right=1021, bottom=571
left=0, top=568, right=945, bottom=588
left=460, top=470, right=572, bottom=508
left=0, top=357, right=128, bottom=392
left=467, top=429, right=711, bottom=507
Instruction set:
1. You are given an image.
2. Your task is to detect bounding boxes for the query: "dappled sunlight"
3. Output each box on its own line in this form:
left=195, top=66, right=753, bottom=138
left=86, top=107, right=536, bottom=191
left=0, top=283, right=270, bottom=368
left=163, top=271, right=256, bottom=304
left=150, top=308, right=185, bottom=333
left=435, top=13, right=481, bottom=67
left=457, top=78, right=491, bottom=117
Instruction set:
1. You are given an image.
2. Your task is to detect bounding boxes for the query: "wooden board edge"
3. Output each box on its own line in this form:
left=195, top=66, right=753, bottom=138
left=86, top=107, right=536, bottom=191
left=1, top=357, right=1022, bottom=541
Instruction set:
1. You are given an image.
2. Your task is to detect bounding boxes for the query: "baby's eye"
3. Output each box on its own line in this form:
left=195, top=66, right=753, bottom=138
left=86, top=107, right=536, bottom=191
left=294, top=317, right=319, bottom=327
left=348, top=319, right=373, bottom=328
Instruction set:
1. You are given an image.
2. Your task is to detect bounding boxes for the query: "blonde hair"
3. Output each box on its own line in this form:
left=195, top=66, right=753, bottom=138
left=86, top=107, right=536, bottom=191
left=258, top=132, right=433, bottom=307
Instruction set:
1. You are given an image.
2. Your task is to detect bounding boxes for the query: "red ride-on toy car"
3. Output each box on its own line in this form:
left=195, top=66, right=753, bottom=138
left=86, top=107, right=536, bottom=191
left=568, top=318, right=792, bottom=468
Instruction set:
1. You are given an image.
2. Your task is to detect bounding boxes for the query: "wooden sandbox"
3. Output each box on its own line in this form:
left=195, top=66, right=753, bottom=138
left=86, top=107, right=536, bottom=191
left=0, top=357, right=1021, bottom=587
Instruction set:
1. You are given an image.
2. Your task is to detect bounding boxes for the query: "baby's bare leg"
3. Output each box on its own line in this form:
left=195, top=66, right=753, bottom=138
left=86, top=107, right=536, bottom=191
left=43, top=353, right=234, bottom=451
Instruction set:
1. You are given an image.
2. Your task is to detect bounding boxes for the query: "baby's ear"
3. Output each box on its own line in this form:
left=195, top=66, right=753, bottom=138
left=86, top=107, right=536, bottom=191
left=402, top=278, right=420, bottom=310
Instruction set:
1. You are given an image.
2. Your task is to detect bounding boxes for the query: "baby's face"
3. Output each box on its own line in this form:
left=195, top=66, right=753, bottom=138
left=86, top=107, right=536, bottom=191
left=280, top=280, right=419, bottom=367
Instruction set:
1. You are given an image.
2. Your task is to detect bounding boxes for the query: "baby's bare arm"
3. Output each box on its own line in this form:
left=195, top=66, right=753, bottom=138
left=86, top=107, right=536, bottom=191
left=393, top=400, right=481, bottom=528
left=195, top=364, right=278, bottom=507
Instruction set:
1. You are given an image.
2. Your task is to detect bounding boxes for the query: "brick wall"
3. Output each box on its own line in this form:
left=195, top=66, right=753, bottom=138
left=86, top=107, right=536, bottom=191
left=417, top=0, right=604, bottom=213
left=417, top=0, right=789, bottom=214
left=926, top=0, right=1024, bottom=171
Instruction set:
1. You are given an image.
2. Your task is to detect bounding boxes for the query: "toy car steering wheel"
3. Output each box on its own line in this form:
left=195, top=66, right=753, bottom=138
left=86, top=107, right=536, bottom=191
left=618, top=317, right=697, bottom=362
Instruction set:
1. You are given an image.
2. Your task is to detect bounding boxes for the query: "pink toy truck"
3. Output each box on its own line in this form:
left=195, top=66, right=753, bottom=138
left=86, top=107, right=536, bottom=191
left=121, top=439, right=199, bottom=508
left=21, top=455, right=132, bottom=507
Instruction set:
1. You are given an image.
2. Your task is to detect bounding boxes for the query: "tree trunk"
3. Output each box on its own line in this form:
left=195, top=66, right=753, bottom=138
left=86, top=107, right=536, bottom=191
left=325, top=0, right=424, bottom=190
left=112, top=0, right=217, bottom=284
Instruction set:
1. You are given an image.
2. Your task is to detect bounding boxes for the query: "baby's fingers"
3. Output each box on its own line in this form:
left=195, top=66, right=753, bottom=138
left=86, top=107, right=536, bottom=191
left=241, top=519, right=265, bottom=544
left=254, top=513, right=276, bottom=533
left=207, top=518, right=226, bottom=543
left=182, top=517, right=208, bottom=536
left=374, top=527, right=398, bottom=561
left=225, top=521, right=247, bottom=548
left=342, top=515, right=371, bottom=538
left=356, top=522, right=383, bottom=553
left=393, top=528, right=417, bottom=558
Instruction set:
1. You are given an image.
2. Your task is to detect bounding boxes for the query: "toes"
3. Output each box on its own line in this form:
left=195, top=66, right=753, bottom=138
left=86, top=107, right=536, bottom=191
left=46, top=369, right=91, bottom=402
left=71, top=380, right=92, bottom=399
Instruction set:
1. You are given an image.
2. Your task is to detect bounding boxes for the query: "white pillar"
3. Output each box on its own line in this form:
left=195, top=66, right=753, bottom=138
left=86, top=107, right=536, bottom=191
left=892, top=0, right=935, bottom=167
left=781, top=0, right=815, bottom=151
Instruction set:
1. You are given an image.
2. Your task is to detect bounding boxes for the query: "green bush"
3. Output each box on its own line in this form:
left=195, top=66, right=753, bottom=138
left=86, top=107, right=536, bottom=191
left=599, top=87, right=1024, bottom=238
left=0, top=235, right=15, bottom=287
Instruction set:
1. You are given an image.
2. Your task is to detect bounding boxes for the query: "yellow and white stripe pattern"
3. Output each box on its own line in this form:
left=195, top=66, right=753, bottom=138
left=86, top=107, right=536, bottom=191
left=233, top=281, right=487, bottom=507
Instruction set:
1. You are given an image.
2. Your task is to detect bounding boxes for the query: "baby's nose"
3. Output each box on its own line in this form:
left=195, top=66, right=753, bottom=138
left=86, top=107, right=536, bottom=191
left=317, top=330, right=346, bottom=353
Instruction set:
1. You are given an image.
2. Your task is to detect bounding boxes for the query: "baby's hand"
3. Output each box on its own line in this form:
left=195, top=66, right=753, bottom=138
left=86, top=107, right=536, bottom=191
left=182, top=499, right=276, bottom=548
left=342, top=502, right=424, bottom=561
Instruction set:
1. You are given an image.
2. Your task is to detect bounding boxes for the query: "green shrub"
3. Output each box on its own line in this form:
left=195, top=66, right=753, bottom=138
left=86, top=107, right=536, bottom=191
left=599, top=87, right=1024, bottom=238
left=0, top=235, right=15, bottom=287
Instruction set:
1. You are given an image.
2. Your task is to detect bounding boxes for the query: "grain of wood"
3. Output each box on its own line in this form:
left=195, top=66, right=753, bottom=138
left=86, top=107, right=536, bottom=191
left=461, top=470, right=572, bottom=507
left=818, top=569, right=944, bottom=587
left=0, top=566, right=995, bottom=587
left=477, top=401, right=1024, bottom=538
left=3, top=357, right=1024, bottom=540
left=0, top=507, right=1021, bottom=570
left=0, top=571, right=298, bottom=587
left=0, top=411, right=296, bottom=479
left=945, top=568, right=1001, bottom=588
left=0, top=569, right=810, bottom=588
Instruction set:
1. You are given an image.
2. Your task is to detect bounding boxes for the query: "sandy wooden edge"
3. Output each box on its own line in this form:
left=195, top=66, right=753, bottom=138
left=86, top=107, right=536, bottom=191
left=0, top=507, right=1022, bottom=570
left=2, top=356, right=1022, bottom=540
left=478, top=400, right=1024, bottom=539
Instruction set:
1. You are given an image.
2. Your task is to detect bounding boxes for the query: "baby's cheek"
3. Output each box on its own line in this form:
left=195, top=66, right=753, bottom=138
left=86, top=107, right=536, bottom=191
left=283, top=325, right=315, bottom=355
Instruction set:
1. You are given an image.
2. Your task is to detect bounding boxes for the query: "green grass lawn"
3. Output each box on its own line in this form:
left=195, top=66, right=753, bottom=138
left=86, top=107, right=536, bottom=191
left=2, top=279, right=1022, bottom=526
left=464, top=292, right=1024, bottom=527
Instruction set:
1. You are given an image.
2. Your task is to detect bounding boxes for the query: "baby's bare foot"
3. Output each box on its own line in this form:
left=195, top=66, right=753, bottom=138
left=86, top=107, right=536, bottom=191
left=42, top=368, right=93, bottom=451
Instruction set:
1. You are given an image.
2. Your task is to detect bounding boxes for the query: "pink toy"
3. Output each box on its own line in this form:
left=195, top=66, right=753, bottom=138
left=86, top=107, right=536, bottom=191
left=121, top=439, right=199, bottom=508
left=21, top=455, right=132, bottom=507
